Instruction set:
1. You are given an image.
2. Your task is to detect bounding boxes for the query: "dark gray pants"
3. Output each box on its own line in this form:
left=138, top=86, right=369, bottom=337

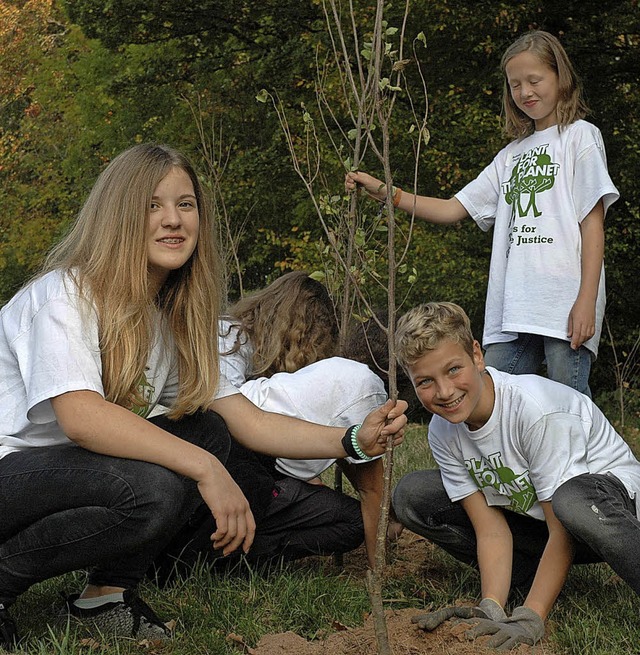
left=152, top=473, right=364, bottom=583
left=0, top=411, right=230, bottom=606
left=392, top=469, right=608, bottom=591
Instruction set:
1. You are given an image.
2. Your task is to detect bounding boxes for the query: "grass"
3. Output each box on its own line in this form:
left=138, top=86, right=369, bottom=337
left=9, top=411, right=640, bottom=654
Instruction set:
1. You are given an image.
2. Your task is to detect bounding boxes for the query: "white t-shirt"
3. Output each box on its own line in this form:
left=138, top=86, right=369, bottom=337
left=455, top=120, right=619, bottom=357
left=239, top=357, right=388, bottom=480
left=429, top=367, right=640, bottom=521
left=0, top=270, right=237, bottom=459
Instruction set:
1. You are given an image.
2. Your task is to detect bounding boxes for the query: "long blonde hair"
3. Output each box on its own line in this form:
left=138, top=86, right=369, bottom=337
left=501, top=30, right=589, bottom=139
left=223, top=271, right=338, bottom=379
left=43, top=143, right=223, bottom=418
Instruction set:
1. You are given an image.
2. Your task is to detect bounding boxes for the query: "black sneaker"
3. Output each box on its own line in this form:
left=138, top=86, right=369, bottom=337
left=63, top=590, right=171, bottom=642
left=0, top=604, right=18, bottom=652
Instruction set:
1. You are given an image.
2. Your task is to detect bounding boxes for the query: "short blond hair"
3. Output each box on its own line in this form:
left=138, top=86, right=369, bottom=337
left=395, top=302, right=475, bottom=369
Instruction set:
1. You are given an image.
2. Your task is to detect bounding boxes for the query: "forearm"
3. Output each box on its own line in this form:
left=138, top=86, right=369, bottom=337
left=217, top=401, right=347, bottom=458
left=52, top=391, right=223, bottom=482
left=396, top=192, right=468, bottom=225
left=345, top=171, right=467, bottom=224
left=568, top=204, right=605, bottom=347
left=211, top=394, right=406, bottom=460
left=461, top=494, right=512, bottom=607
left=361, top=488, right=382, bottom=569
left=577, top=205, right=605, bottom=305
left=476, top=531, right=513, bottom=606
left=344, top=459, right=384, bottom=569
left=524, top=531, right=574, bottom=620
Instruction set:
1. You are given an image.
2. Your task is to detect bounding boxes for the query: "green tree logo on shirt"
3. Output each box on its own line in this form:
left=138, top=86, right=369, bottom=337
left=502, top=144, right=560, bottom=257
left=465, top=451, right=538, bottom=515
left=131, top=370, right=155, bottom=417
left=502, top=144, right=559, bottom=219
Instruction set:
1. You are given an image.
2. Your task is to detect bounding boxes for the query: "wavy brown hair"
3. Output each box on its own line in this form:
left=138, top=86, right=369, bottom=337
left=501, top=30, right=589, bottom=139
left=43, top=143, right=223, bottom=418
left=223, top=271, right=338, bottom=379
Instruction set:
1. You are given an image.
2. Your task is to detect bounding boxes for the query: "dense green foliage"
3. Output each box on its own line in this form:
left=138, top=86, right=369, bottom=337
left=1, top=0, right=638, bottom=394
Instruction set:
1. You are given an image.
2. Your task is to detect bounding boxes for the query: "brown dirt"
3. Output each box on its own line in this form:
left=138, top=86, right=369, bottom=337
left=227, top=532, right=563, bottom=655
left=234, top=607, right=558, bottom=655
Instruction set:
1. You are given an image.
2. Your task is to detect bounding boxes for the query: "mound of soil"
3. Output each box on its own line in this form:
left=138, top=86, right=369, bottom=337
left=228, top=532, right=562, bottom=655
left=235, top=607, right=559, bottom=654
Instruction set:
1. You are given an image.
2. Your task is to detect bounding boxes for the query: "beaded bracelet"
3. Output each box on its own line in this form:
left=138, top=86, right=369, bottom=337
left=392, top=186, right=402, bottom=207
left=340, top=424, right=373, bottom=461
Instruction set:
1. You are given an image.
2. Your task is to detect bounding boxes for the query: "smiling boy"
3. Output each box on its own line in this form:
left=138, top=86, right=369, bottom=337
left=392, top=302, right=640, bottom=649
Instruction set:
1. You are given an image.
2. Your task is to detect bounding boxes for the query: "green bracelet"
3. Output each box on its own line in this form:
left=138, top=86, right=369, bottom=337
left=349, top=424, right=373, bottom=461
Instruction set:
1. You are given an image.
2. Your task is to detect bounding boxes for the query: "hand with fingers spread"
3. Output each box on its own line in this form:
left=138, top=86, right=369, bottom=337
left=412, top=598, right=506, bottom=632
left=462, top=606, right=545, bottom=650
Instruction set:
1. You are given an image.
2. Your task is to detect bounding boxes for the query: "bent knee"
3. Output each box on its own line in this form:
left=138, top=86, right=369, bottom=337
left=551, top=478, right=578, bottom=524
left=127, top=464, right=186, bottom=532
left=552, top=474, right=607, bottom=534
left=392, top=470, right=438, bottom=524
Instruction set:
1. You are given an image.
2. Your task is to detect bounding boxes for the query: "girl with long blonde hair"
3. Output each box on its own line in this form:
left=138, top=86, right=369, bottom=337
left=0, top=143, right=407, bottom=649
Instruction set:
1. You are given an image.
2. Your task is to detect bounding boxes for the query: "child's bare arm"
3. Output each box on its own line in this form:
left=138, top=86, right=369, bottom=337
left=345, top=171, right=468, bottom=224
left=460, top=491, right=512, bottom=608
left=569, top=199, right=605, bottom=349
left=340, top=458, right=384, bottom=569
left=211, top=394, right=407, bottom=459
left=523, top=500, right=575, bottom=620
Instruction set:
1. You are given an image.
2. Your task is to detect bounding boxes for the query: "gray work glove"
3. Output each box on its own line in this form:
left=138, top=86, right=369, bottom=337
left=462, top=606, right=545, bottom=650
left=412, top=598, right=506, bottom=632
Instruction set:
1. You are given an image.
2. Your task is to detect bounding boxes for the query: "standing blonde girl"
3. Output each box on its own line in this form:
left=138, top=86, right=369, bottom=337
left=0, top=143, right=406, bottom=649
left=346, top=30, right=619, bottom=397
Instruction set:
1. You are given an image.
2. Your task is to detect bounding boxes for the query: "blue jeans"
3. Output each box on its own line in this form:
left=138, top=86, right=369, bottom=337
left=392, top=470, right=602, bottom=592
left=483, top=333, right=593, bottom=397
left=0, top=411, right=230, bottom=606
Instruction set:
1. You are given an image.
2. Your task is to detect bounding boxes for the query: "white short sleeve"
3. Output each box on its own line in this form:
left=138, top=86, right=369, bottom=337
left=0, top=272, right=105, bottom=454
left=18, top=293, right=104, bottom=423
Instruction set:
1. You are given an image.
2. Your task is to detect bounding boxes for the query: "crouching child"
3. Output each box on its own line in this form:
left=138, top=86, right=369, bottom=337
left=392, top=301, right=640, bottom=650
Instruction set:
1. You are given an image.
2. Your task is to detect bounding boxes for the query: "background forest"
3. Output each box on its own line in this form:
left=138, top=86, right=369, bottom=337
left=1, top=0, right=638, bottom=404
